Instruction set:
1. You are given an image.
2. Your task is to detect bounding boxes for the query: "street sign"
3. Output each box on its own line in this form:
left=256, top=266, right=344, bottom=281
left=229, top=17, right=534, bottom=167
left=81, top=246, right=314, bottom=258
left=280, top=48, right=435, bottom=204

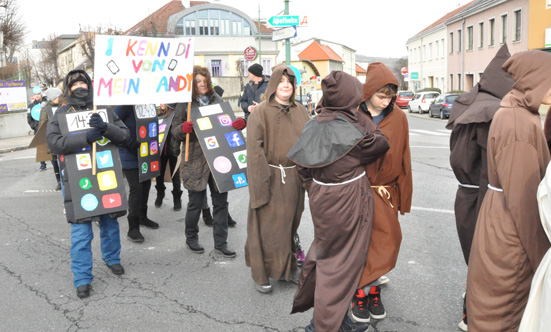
left=268, top=15, right=308, bottom=28
left=411, top=72, right=419, bottom=80
left=272, top=26, right=297, bottom=42
left=244, top=46, right=257, bottom=61
left=401, top=67, right=408, bottom=75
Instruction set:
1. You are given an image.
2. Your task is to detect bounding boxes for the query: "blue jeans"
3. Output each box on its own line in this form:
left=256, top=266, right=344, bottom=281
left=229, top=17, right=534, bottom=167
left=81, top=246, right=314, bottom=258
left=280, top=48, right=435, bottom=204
left=70, top=215, right=121, bottom=287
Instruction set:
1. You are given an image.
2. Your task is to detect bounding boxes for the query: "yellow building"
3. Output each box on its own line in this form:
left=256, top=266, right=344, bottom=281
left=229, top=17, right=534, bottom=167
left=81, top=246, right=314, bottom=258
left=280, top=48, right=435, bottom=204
left=528, top=0, right=551, bottom=51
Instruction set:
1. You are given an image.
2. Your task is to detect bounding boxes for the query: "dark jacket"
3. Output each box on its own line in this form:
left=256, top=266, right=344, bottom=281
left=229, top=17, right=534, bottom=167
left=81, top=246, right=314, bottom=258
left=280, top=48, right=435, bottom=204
left=239, top=76, right=269, bottom=116
left=46, top=69, right=130, bottom=223
left=27, top=99, right=42, bottom=132
left=113, top=105, right=140, bottom=169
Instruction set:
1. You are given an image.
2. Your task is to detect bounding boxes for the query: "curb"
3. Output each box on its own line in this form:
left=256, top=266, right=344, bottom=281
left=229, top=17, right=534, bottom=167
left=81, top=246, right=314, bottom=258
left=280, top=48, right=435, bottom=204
left=0, top=145, right=29, bottom=154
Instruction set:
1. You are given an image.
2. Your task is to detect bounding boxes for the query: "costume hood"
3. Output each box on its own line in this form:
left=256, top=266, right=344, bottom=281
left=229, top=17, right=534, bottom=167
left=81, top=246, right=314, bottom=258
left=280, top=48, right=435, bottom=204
left=63, top=69, right=94, bottom=107
left=362, top=62, right=398, bottom=102
left=265, top=64, right=297, bottom=106
left=446, top=44, right=513, bottom=129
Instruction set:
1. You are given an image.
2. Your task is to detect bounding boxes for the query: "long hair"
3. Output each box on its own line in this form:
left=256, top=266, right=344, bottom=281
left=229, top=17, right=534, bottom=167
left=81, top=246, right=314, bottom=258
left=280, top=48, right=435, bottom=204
left=192, top=66, right=214, bottom=99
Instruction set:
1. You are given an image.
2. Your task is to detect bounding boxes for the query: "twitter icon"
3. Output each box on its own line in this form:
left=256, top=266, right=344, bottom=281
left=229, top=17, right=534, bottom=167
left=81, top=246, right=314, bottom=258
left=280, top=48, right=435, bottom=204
left=96, top=150, right=114, bottom=169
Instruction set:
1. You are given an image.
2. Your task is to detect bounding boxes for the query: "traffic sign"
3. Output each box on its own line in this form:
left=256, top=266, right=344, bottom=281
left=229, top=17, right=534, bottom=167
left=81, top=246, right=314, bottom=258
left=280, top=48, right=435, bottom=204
left=272, top=26, right=297, bottom=42
left=244, top=46, right=257, bottom=61
left=268, top=15, right=308, bottom=28
left=401, top=67, right=408, bottom=75
left=411, top=72, right=419, bottom=80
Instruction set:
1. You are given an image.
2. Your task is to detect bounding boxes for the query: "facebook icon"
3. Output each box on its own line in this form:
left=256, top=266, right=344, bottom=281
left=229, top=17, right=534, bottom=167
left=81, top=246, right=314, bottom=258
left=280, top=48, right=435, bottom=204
left=225, top=131, right=244, bottom=147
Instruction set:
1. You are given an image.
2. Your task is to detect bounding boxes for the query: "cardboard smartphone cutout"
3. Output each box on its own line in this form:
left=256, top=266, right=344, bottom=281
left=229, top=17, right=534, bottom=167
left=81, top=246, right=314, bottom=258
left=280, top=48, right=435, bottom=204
left=135, top=104, right=161, bottom=182
left=58, top=108, right=128, bottom=219
left=189, top=101, right=248, bottom=193
left=158, top=111, right=175, bottom=153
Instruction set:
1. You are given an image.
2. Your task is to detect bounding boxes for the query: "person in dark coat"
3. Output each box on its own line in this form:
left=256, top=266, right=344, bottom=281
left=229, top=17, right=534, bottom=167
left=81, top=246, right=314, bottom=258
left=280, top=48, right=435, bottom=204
left=46, top=69, right=130, bottom=299
left=239, top=63, right=269, bottom=121
left=289, top=71, right=390, bottom=332
left=113, top=105, right=160, bottom=243
left=28, top=86, right=48, bottom=171
left=446, top=44, right=514, bottom=331
left=37, top=87, right=64, bottom=190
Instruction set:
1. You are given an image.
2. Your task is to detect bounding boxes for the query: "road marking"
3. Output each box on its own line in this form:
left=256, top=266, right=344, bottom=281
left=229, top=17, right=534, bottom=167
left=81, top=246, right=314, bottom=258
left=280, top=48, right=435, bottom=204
left=411, top=206, right=454, bottom=214
left=410, top=146, right=448, bottom=149
left=24, top=190, right=59, bottom=193
left=410, top=129, right=449, bottom=136
left=13, top=156, right=35, bottom=160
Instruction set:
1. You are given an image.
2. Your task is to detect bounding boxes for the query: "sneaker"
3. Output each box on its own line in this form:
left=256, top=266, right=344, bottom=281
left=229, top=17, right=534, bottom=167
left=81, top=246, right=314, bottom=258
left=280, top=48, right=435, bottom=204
left=458, top=315, right=468, bottom=331
left=296, top=249, right=305, bottom=268
left=255, top=282, right=273, bottom=293
left=127, top=228, right=145, bottom=243
left=340, top=314, right=369, bottom=332
left=202, top=208, right=213, bottom=227
left=368, top=286, right=386, bottom=319
left=39, top=165, right=47, bottom=171
left=378, top=275, right=390, bottom=285
left=350, top=288, right=370, bottom=323
left=228, top=214, right=237, bottom=227
left=139, top=218, right=159, bottom=229
left=55, top=182, right=61, bottom=191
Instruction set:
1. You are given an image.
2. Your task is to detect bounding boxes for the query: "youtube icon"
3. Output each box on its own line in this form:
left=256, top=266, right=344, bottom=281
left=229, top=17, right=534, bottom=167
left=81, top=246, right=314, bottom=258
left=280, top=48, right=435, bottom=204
left=102, top=193, right=122, bottom=209
left=151, top=161, right=159, bottom=172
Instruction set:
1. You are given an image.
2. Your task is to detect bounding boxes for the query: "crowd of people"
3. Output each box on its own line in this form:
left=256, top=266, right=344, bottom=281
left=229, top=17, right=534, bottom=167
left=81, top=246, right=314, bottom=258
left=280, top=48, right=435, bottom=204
left=30, top=49, right=551, bottom=331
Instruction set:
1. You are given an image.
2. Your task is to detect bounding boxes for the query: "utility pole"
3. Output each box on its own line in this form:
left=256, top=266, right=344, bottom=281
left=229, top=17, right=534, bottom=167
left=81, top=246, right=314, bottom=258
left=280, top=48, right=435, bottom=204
left=284, top=0, right=290, bottom=65
left=257, top=5, right=262, bottom=65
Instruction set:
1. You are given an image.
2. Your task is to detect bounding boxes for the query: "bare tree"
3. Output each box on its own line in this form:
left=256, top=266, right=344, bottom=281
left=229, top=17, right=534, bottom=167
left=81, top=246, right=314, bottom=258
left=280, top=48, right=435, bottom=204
left=235, top=59, right=244, bottom=91
left=77, top=25, right=122, bottom=72
left=34, top=34, right=60, bottom=86
left=0, top=0, right=26, bottom=63
left=393, top=56, right=409, bottom=91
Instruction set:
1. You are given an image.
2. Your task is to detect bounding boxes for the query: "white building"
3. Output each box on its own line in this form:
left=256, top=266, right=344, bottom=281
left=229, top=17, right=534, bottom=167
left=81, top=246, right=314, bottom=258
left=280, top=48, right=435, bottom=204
left=288, top=38, right=356, bottom=76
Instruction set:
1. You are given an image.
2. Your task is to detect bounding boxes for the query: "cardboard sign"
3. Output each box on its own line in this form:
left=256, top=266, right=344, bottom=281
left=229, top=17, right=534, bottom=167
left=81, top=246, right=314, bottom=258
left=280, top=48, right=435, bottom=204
left=57, top=108, right=128, bottom=219
left=158, top=111, right=175, bottom=153
left=190, top=102, right=248, bottom=193
left=94, top=35, right=195, bottom=105
left=135, top=104, right=161, bottom=182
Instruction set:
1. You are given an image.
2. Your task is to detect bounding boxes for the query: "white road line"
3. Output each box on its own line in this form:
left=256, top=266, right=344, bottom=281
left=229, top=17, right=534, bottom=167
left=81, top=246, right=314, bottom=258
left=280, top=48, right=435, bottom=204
left=410, top=146, right=448, bottom=149
left=24, top=190, right=40, bottom=193
left=411, top=206, right=454, bottom=214
left=410, top=129, right=450, bottom=136
left=13, top=156, right=35, bottom=160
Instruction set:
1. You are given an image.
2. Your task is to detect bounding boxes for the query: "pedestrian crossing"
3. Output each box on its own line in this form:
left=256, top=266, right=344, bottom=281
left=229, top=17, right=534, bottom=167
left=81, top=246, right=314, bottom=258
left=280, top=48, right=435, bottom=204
left=409, top=129, right=450, bottom=136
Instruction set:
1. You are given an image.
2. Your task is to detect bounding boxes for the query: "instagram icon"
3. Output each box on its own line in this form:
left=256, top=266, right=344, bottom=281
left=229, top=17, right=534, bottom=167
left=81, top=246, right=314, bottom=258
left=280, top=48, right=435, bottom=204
left=218, top=114, right=233, bottom=127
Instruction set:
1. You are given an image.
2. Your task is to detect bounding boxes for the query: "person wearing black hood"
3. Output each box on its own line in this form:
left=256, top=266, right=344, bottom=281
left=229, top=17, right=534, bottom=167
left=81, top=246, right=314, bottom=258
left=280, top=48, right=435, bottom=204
left=46, top=69, right=130, bottom=299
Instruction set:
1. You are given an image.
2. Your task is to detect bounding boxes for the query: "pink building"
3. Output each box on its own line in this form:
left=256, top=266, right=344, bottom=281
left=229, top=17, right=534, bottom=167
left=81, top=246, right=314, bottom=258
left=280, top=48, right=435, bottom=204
left=446, top=0, right=529, bottom=92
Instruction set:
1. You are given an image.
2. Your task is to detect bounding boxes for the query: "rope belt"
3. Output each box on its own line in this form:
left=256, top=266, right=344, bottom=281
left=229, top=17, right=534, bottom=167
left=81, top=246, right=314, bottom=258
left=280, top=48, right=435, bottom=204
left=313, top=171, right=366, bottom=186
left=269, top=164, right=296, bottom=184
left=458, top=183, right=480, bottom=189
left=371, top=185, right=396, bottom=208
left=488, top=184, right=503, bottom=192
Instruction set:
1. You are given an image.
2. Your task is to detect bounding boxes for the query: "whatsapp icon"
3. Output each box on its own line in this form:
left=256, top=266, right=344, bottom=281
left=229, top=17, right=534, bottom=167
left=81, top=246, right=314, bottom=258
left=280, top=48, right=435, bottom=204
left=79, top=177, right=92, bottom=190
left=141, top=162, right=148, bottom=174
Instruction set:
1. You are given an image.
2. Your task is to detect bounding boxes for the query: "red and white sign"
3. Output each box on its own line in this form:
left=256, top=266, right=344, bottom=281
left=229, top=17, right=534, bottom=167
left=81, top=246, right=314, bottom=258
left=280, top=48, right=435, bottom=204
left=244, top=46, right=257, bottom=61
left=401, top=67, right=408, bottom=75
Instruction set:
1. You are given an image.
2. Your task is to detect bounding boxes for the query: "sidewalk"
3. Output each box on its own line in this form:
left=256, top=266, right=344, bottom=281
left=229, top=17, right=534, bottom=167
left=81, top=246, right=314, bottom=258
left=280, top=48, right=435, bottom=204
left=0, top=134, right=33, bottom=154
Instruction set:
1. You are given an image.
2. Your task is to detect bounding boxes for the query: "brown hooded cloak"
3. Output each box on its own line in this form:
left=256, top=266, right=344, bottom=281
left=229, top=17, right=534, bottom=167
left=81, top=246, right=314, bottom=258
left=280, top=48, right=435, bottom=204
left=357, top=63, right=413, bottom=287
left=446, top=44, right=514, bottom=264
left=244, top=65, right=310, bottom=284
left=466, top=50, right=551, bottom=332
left=289, top=71, right=390, bottom=331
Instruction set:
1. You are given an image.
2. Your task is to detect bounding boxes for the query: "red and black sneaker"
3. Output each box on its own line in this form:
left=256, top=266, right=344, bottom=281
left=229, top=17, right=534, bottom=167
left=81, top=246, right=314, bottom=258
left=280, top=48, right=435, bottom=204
left=350, top=288, right=370, bottom=323
left=368, top=286, right=386, bottom=319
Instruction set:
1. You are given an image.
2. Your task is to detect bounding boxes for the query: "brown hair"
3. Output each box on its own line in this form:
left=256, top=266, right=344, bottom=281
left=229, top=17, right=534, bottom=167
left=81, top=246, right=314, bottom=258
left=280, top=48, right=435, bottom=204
left=192, top=66, right=214, bottom=99
left=375, top=84, right=397, bottom=98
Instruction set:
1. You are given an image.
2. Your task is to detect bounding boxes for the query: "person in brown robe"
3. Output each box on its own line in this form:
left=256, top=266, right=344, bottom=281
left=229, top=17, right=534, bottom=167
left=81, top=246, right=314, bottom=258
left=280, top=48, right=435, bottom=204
left=446, top=44, right=513, bottom=331
left=347, top=62, right=413, bottom=323
left=466, top=50, right=551, bottom=332
left=288, top=71, right=390, bottom=332
left=244, top=64, right=310, bottom=293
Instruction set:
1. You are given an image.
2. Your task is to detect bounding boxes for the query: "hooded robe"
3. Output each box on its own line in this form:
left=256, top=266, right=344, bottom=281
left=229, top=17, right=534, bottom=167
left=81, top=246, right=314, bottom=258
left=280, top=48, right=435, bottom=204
left=447, top=44, right=514, bottom=265
left=466, top=50, right=551, bottom=332
left=244, top=65, right=310, bottom=284
left=357, top=62, right=412, bottom=287
left=289, top=71, right=390, bottom=331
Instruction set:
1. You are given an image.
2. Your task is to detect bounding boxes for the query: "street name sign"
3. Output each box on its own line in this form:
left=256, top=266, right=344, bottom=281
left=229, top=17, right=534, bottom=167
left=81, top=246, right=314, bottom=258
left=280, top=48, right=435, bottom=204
left=268, top=15, right=307, bottom=28
left=272, top=26, right=297, bottom=42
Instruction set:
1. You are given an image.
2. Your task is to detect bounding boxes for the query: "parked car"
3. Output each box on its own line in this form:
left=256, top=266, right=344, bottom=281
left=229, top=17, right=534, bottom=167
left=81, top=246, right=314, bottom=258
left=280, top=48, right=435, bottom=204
left=395, top=91, right=414, bottom=108
left=408, top=92, right=440, bottom=114
left=429, top=94, right=459, bottom=119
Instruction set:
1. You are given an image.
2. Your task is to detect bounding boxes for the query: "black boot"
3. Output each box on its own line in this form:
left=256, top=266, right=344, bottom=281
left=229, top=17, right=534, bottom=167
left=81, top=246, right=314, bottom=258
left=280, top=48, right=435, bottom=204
left=228, top=213, right=237, bottom=227
left=155, top=190, right=165, bottom=207
left=172, top=190, right=182, bottom=211
left=202, top=208, right=213, bottom=227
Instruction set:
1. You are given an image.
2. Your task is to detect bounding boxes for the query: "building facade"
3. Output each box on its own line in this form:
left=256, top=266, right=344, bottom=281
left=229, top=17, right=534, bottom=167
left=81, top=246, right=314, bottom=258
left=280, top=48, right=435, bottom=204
left=528, top=0, right=551, bottom=52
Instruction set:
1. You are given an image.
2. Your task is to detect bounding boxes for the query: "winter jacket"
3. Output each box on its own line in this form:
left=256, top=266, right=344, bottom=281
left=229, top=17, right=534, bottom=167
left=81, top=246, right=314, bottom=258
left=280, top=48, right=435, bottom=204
left=239, top=76, right=269, bottom=116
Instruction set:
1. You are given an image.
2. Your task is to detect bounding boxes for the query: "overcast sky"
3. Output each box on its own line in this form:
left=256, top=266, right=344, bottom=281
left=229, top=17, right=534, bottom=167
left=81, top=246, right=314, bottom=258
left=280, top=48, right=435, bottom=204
left=17, top=0, right=472, bottom=58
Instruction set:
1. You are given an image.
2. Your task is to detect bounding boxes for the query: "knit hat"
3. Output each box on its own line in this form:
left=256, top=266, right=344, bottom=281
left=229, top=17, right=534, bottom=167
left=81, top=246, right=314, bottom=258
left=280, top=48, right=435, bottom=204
left=32, top=86, right=42, bottom=95
left=45, top=88, right=63, bottom=102
left=67, top=72, right=88, bottom=90
left=248, top=63, right=263, bottom=77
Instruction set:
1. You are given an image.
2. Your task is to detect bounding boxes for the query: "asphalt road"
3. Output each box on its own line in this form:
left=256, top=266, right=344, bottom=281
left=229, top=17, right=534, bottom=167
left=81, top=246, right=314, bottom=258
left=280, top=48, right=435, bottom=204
left=0, top=109, right=467, bottom=332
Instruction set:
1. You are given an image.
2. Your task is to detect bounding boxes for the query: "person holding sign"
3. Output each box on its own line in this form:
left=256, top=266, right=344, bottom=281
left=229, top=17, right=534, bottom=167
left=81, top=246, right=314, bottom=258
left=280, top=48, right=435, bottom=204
left=244, top=64, right=310, bottom=293
left=171, top=66, right=246, bottom=258
left=46, top=70, right=130, bottom=299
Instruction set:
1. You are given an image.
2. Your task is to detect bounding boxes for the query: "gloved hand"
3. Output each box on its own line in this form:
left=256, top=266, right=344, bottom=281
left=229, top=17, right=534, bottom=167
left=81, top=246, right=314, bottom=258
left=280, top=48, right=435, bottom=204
left=129, top=140, right=140, bottom=150
left=181, top=121, right=194, bottom=134
left=89, top=113, right=107, bottom=132
left=86, top=128, right=104, bottom=144
left=232, top=118, right=246, bottom=130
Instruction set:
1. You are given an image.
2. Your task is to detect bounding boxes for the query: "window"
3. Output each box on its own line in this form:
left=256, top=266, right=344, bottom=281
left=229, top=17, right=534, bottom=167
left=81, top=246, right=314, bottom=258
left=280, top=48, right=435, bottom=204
left=262, top=59, right=272, bottom=75
left=479, top=22, right=484, bottom=48
left=458, top=29, right=462, bottom=52
left=450, top=74, right=454, bottom=90
left=435, top=40, right=439, bottom=58
left=547, top=0, right=551, bottom=9
left=239, top=59, right=251, bottom=77
left=417, top=48, right=420, bottom=62
left=441, top=39, right=445, bottom=57
left=176, top=9, right=253, bottom=36
left=458, top=74, right=462, bottom=90
left=423, top=45, right=426, bottom=61
left=467, top=26, right=473, bottom=50
left=489, top=18, right=495, bottom=46
left=211, top=60, right=221, bottom=77
left=450, top=32, right=454, bottom=53
left=514, top=10, right=522, bottom=41
left=429, top=43, right=433, bottom=60
left=501, top=14, right=508, bottom=44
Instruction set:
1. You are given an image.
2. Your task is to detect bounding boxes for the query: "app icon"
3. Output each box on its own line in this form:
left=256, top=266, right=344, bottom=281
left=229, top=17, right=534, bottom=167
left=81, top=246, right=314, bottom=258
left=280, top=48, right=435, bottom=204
left=232, top=173, right=248, bottom=188
left=218, top=114, right=233, bottom=127
left=233, top=150, right=247, bottom=169
left=139, top=126, right=147, bottom=139
left=79, top=177, right=93, bottom=190
left=141, top=162, right=148, bottom=174
left=204, top=136, right=219, bottom=150
left=60, top=155, right=64, bottom=162
left=97, top=137, right=110, bottom=146
left=158, top=133, right=165, bottom=144
left=96, top=150, right=114, bottom=169
left=102, top=193, right=122, bottom=209
left=140, top=142, right=148, bottom=157
left=76, top=153, right=92, bottom=170
left=150, top=140, right=158, bottom=155
left=81, top=193, right=99, bottom=211
left=196, top=117, right=213, bottom=130
left=213, top=156, right=232, bottom=174
left=151, top=161, right=159, bottom=172
left=97, top=170, right=117, bottom=191
left=149, top=122, right=158, bottom=137
left=159, top=123, right=167, bottom=133
left=225, top=131, right=244, bottom=147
